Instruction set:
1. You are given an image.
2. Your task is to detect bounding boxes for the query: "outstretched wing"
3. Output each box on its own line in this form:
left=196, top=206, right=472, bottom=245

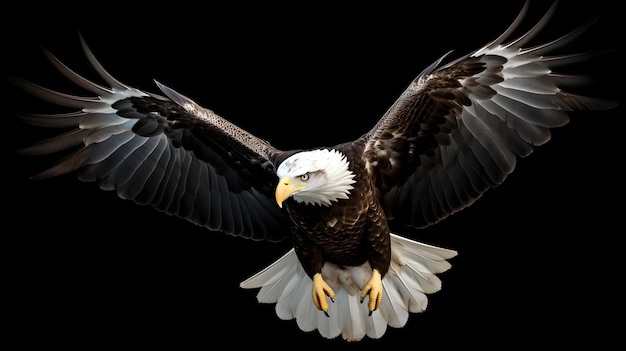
left=361, top=1, right=617, bottom=229
left=11, top=34, right=291, bottom=242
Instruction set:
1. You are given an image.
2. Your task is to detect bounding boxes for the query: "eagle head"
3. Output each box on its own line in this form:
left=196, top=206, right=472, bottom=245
left=275, top=149, right=356, bottom=208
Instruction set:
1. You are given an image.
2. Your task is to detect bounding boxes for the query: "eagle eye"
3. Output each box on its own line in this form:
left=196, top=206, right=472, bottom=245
left=300, top=173, right=309, bottom=181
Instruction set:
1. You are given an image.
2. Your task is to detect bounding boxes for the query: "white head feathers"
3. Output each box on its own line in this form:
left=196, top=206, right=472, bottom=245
left=276, top=149, right=356, bottom=207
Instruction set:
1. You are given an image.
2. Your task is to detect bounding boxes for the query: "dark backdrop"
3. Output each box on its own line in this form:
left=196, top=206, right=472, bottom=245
left=2, top=1, right=623, bottom=348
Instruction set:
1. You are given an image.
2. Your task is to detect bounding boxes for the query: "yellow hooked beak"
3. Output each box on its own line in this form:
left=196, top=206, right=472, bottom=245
left=275, top=176, right=306, bottom=208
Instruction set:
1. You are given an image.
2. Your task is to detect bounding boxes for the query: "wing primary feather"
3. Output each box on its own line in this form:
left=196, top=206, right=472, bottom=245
left=18, top=128, right=89, bottom=156
left=30, top=149, right=89, bottom=179
left=480, top=0, right=530, bottom=52
left=521, top=17, right=599, bottom=56
left=541, top=47, right=618, bottom=69
left=502, top=0, right=558, bottom=49
left=78, top=32, right=130, bottom=91
left=41, top=48, right=113, bottom=96
left=11, top=79, right=100, bottom=108
left=15, top=111, right=86, bottom=128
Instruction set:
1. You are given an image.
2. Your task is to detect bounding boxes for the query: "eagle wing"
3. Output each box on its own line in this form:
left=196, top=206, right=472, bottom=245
left=11, top=34, right=291, bottom=242
left=361, top=1, right=617, bottom=229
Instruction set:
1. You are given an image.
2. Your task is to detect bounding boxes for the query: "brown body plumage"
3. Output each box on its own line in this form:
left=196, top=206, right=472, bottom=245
left=284, top=141, right=392, bottom=278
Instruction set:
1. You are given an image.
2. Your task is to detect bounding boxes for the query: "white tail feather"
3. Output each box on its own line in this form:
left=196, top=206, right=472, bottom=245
left=240, top=233, right=457, bottom=341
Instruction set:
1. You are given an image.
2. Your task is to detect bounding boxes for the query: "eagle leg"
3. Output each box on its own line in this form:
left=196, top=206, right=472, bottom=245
left=360, top=269, right=383, bottom=316
left=312, top=273, right=335, bottom=316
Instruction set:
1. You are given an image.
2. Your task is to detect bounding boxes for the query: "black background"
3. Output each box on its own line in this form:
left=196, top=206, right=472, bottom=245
left=2, top=1, right=623, bottom=348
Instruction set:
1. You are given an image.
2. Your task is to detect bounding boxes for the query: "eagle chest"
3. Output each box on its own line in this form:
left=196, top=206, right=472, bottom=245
left=288, top=178, right=387, bottom=266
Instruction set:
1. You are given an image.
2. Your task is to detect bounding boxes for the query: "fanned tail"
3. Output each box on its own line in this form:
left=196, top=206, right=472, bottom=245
left=239, top=233, right=457, bottom=341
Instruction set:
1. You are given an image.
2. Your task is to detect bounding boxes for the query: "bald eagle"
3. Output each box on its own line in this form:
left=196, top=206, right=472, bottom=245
left=10, top=0, right=616, bottom=342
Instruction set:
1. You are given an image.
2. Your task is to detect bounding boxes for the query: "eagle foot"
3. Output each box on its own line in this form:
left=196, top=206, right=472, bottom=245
left=360, top=269, right=383, bottom=315
left=312, top=273, right=335, bottom=316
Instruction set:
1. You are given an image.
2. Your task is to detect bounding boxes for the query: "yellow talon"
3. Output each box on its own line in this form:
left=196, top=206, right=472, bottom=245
left=361, top=269, right=383, bottom=314
left=312, top=273, right=335, bottom=315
